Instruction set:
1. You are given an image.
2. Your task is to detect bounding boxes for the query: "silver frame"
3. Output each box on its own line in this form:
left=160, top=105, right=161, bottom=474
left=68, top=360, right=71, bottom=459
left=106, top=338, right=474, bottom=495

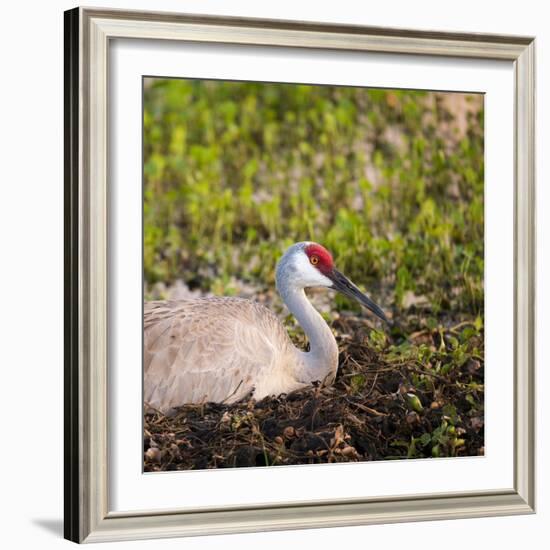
left=64, top=7, right=536, bottom=543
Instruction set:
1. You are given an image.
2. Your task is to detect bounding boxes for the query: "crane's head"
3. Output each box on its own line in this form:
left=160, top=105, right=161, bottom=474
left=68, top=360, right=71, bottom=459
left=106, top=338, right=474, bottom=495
left=276, top=241, right=390, bottom=325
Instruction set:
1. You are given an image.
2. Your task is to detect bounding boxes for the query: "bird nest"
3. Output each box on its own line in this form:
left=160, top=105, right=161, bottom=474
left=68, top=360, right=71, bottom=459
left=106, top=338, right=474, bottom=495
left=144, top=314, right=484, bottom=471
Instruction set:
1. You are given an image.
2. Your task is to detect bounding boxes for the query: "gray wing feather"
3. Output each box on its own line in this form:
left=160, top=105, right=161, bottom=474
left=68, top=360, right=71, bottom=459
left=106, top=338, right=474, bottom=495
left=144, top=298, right=291, bottom=411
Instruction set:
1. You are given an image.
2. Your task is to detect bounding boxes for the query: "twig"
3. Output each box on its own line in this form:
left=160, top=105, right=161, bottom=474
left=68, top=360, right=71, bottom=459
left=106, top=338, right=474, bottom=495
left=346, top=400, right=388, bottom=417
left=407, top=364, right=451, bottom=383
left=364, top=372, right=379, bottom=398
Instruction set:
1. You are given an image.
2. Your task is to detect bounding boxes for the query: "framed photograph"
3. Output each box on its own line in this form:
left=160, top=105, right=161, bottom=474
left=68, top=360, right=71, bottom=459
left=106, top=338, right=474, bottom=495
left=64, top=7, right=535, bottom=543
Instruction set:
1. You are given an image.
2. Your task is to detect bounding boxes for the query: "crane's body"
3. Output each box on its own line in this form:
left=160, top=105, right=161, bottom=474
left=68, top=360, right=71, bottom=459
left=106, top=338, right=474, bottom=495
left=144, top=242, right=389, bottom=412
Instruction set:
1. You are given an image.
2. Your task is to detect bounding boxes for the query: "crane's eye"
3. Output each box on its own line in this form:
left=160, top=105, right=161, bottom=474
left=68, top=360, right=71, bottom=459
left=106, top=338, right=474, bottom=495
left=310, top=256, right=319, bottom=265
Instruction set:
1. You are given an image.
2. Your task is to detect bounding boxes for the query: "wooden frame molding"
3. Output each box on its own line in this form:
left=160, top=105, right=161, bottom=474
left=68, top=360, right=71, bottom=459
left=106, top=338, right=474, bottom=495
left=64, top=7, right=535, bottom=543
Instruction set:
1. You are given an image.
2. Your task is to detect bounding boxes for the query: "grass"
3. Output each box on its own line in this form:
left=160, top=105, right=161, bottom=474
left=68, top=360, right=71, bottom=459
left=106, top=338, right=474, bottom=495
left=143, top=78, right=484, bottom=467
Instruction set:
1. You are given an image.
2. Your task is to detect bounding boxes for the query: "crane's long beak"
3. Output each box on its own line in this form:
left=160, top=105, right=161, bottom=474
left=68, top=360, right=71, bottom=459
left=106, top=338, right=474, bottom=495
left=329, top=269, right=391, bottom=326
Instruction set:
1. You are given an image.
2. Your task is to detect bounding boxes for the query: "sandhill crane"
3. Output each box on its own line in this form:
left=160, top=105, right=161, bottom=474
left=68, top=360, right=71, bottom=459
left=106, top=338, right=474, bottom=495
left=144, top=241, right=390, bottom=412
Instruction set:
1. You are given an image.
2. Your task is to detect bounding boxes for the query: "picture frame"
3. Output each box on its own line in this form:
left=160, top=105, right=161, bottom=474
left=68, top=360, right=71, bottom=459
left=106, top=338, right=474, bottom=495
left=64, top=6, right=535, bottom=543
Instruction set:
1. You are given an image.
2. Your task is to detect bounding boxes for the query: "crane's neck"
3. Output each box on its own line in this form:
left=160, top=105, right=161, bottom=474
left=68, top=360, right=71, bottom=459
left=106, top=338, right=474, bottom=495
left=280, top=286, right=339, bottom=385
